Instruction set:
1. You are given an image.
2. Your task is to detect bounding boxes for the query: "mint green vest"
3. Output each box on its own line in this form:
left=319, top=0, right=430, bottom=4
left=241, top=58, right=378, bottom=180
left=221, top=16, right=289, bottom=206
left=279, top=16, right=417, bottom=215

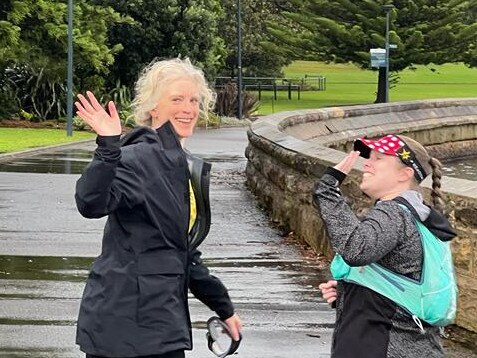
left=330, top=207, right=457, bottom=326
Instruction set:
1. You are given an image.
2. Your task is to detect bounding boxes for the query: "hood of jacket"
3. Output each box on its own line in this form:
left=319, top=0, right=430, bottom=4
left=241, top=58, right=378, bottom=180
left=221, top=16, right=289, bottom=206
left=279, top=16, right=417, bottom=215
left=120, top=121, right=181, bottom=149
left=393, top=191, right=456, bottom=242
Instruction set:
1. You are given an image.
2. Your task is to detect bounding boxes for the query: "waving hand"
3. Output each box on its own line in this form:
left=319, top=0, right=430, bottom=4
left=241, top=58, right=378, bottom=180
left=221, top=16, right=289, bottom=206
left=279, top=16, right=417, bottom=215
left=75, top=91, right=122, bottom=136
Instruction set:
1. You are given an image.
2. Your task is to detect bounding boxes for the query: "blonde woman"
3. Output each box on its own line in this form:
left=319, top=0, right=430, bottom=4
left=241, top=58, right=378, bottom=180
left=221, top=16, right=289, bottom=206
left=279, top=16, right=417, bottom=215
left=74, top=58, right=242, bottom=358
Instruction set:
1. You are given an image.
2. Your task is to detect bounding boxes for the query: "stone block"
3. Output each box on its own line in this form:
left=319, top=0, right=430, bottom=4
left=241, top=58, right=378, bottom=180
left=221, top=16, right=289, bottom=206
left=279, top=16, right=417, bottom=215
left=452, top=236, right=473, bottom=273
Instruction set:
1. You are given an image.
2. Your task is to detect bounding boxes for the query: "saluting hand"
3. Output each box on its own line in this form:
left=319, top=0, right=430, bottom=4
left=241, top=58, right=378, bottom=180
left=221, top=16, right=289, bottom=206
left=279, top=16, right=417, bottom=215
left=334, top=151, right=360, bottom=175
left=75, top=91, right=122, bottom=136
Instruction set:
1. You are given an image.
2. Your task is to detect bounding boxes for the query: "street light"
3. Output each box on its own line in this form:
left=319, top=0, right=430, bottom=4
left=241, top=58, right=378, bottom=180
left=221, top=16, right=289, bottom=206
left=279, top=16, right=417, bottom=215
left=66, top=0, right=73, bottom=136
left=382, top=4, right=394, bottom=103
left=236, top=0, right=242, bottom=120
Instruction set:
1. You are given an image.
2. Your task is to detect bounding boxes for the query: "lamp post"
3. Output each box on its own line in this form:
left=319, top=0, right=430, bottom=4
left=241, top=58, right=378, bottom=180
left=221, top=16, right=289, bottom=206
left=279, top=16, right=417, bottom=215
left=66, top=0, right=73, bottom=136
left=382, top=4, right=394, bottom=103
left=236, top=0, right=242, bottom=120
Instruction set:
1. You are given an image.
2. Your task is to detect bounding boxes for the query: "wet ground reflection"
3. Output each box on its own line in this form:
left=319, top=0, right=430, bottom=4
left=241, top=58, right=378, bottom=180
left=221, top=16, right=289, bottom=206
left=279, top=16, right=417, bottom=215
left=0, top=253, right=327, bottom=300
left=0, top=149, right=475, bottom=180
left=0, top=256, right=92, bottom=283
left=0, top=248, right=332, bottom=356
left=0, top=149, right=93, bottom=175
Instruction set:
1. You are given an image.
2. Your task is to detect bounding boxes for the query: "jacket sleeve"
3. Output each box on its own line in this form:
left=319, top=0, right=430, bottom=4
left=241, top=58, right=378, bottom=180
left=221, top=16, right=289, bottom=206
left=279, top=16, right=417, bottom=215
left=312, top=167, right=405, bottom=266
left=75, top=135, right=145, bottom=218
left=188, top=247, right=235, bottom=320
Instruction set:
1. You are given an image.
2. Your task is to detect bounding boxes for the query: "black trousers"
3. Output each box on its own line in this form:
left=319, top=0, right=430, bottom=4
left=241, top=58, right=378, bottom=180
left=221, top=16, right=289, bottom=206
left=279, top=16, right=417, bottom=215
left=86, top=350, right=185, bottom=358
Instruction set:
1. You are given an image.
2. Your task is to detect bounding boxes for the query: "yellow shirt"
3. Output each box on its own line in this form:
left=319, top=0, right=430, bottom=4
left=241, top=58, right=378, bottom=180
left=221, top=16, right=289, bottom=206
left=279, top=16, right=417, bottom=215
left=188, top=180, right=197, bottom=233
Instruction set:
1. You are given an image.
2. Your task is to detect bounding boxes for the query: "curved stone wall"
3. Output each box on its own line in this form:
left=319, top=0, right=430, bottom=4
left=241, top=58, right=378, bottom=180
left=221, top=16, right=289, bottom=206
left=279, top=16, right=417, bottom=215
left=245, top=98, right=477, bottom=332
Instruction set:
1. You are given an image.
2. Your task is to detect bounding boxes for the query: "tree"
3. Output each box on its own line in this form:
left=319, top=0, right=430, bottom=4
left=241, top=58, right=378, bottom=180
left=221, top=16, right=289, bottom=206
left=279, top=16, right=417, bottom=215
left=92, top=0, right=226, bottom=88
left=217, top=0, right=295, bottom=78
left=266, top=0, right=477, bottom=102
left=0, top=0, right=128, bottom=119
left=0, top=0, right=127, bottom=77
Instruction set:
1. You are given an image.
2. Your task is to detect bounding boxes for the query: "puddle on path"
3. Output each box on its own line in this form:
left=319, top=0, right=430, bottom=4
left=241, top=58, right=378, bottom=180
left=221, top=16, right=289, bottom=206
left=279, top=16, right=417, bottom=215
left=0, top=150, right=246, bottom=175
left=0, top=255, right=92, bottom=282
left=0, top=149, right=92, bottom=174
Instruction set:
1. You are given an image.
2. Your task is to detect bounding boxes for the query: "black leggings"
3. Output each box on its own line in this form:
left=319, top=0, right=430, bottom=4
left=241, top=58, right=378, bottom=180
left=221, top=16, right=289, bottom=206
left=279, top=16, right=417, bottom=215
left=86, top=350, right=185, bottom=358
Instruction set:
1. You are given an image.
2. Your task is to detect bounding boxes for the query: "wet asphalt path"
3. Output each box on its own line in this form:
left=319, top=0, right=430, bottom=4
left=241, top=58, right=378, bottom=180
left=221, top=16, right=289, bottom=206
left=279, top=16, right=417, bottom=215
left=1, top=127, right=475, bottom=358
left=0, top=127, right=334, bottom=358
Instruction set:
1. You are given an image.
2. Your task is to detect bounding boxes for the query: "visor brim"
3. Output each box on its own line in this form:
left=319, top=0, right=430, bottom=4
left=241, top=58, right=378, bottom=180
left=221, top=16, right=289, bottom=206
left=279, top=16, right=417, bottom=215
left=353, top=139, right=372, bottom=159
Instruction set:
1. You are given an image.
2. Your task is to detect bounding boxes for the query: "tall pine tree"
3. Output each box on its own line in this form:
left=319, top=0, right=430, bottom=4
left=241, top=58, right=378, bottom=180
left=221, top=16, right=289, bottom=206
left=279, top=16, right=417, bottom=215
left=266, top=0, right=477, bottom=102
left=218, top=0, right=295, bottom=78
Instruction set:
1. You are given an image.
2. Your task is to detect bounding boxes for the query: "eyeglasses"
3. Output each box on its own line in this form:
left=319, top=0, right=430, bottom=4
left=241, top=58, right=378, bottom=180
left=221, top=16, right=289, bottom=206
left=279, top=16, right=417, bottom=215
left=206, top=316, right=241, bottom=357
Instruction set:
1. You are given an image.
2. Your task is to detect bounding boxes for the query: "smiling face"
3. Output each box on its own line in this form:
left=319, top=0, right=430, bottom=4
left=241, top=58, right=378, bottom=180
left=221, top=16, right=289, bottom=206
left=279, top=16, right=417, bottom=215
left=359, top=150, right=414, bottom=200
left=150, top=77, right=200, bottom=139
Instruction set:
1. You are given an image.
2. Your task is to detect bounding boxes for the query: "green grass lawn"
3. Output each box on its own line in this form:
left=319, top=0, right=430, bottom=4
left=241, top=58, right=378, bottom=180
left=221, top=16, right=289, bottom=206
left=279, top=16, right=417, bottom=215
left=2, top=61, right=476, bottom=153
left=0, top=128, right=95, bottom=154
left=255, top=61, right=477, bottom=115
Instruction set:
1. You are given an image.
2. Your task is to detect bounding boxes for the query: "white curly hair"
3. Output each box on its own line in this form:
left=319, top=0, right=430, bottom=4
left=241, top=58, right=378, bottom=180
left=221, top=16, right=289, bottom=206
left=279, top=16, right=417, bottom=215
left=132, top=58, right=215, bottom=126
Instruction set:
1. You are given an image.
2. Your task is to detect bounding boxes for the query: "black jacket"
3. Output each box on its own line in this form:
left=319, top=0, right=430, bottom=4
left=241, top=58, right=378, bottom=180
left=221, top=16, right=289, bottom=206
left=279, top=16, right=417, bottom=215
left=75, top=122, right=234, bottom=357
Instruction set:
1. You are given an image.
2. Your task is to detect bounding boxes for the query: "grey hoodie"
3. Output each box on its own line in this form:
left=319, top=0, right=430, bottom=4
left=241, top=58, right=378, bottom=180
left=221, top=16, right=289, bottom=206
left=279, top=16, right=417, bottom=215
left=313, top=167, right=456, bottom=358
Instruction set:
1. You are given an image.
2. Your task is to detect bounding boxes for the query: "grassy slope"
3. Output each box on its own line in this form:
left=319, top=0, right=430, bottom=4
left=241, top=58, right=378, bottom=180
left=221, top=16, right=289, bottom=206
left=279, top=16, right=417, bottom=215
left=255, top=61, right=477, bottom=115
left=0, top=128, right=95, bottom=154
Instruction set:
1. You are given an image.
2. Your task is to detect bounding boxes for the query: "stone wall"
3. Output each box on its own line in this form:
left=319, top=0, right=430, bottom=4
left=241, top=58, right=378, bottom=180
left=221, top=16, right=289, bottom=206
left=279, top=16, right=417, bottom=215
left=245, top=98, right=477, bottom=332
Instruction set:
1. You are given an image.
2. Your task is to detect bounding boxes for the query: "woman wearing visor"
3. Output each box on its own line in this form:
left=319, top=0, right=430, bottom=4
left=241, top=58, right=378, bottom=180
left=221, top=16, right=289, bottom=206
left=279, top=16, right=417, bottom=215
left=313, top=134, right=456, bottom=358
left=74, top=58, right=242, bottom=358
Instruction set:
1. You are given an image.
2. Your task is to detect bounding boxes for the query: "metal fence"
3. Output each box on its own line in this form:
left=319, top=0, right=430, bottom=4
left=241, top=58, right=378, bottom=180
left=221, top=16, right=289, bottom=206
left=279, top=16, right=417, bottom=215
left=214, top=76, right=326, bottom=100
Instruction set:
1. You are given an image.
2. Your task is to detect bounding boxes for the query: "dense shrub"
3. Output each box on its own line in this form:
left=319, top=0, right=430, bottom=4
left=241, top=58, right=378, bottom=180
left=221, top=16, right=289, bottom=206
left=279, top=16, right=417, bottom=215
left=3, top=65, right=67, bottom=121
left=214, top=82, right=259, bottom=119
left=0, top=79, right=19, bottom=120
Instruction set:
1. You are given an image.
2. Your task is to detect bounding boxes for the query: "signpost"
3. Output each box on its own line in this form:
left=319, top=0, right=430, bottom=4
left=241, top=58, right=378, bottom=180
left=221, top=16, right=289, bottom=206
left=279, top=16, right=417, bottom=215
left=66, top=0, right=73, bottom=136
left=382, top=4, right=394, bottom=103
left=236, top=0, right=242, bottom=120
